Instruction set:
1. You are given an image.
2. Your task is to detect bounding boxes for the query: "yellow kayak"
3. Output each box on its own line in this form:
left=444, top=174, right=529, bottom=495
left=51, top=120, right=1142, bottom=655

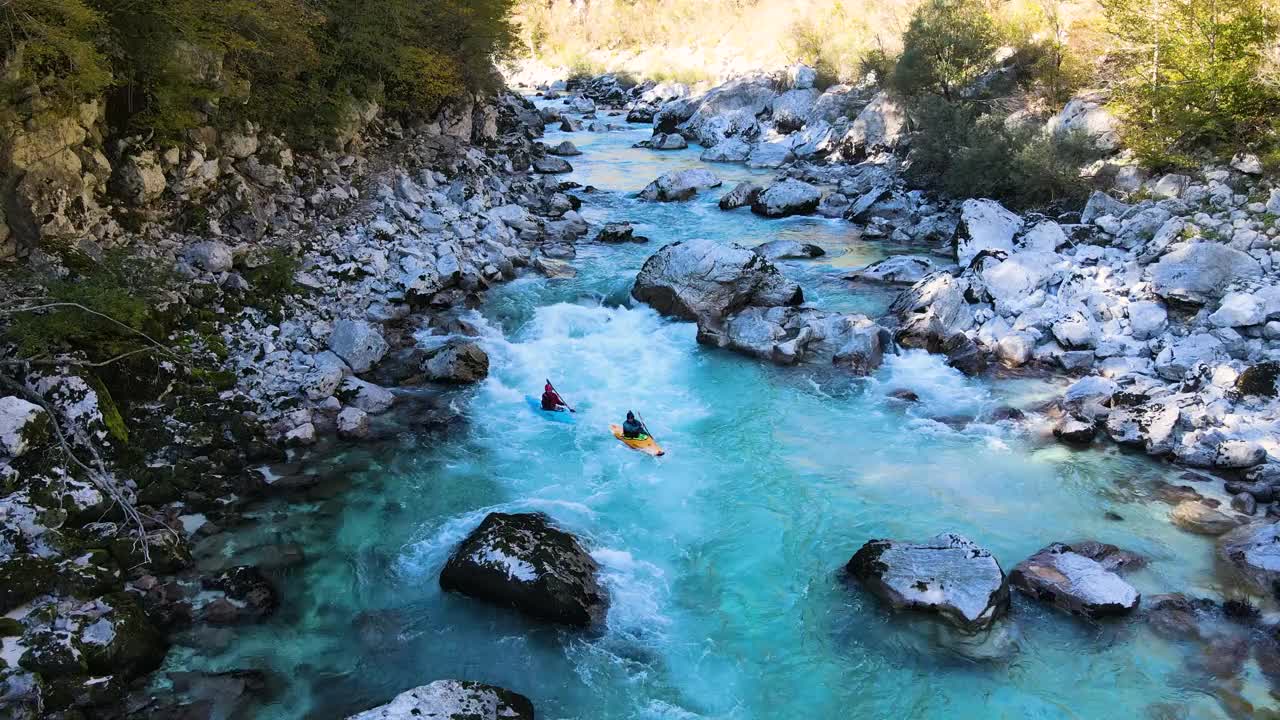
left=610, top=424, right=665, bottom=456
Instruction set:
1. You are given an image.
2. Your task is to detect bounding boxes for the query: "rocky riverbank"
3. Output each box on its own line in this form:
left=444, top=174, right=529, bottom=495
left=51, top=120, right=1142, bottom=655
left=0, top=80, right=602, bottom=717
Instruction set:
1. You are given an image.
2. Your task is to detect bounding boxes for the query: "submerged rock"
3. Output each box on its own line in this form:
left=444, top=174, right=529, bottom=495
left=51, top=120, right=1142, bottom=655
left=1170, top=501, right=1241, bottom=536
left=1217, top=521, right=1280, bottom=596
left=632, top=239, right=803, bottom=324
left=439, top=512, right=608, bottom=627
left=847, top=533, right=1010, bottom=632
left=347, top=680, right=535, bottom=720
left=1009, top=543, right=1141, bottom=619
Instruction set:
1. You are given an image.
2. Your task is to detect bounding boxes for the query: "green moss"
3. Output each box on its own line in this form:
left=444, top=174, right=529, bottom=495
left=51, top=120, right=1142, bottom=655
left=84, top=375, right=128, bottom=445
left=0, top=556, right=58, bottom=613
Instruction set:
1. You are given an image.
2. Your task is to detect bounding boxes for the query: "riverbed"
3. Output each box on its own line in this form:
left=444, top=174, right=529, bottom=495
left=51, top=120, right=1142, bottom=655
left=162, top=108, right=1270, bottom=719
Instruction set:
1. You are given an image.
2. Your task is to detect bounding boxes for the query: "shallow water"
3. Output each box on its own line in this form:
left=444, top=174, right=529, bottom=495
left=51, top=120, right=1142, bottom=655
left=166, top=108, right=1273, bottom=719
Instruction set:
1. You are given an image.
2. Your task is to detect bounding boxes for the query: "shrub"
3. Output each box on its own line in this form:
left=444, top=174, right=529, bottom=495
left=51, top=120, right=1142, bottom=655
left=892, top=0, right=998, bottom=100
left=907, top=96, right=1098, bottom=209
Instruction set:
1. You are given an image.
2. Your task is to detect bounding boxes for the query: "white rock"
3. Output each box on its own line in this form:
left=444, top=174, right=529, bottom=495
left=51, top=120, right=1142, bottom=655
left=1215, top=440, right=1266, bottom=468
left=1150, top=242, right=1263, bottom=304
left=1267, top=189, right=1280, bottom=216
left=1152, top=174, right=1190, bottom=199
left=1230, top=153, right=1263, bottom=175
left=338, top=377, right=395, bottom=414
left=1127, top=300, right=1168, bottom=340
left=1052, top=311, right=1096, bottom=349
left=1155, top=334, right=1226, bottom=380
left=328, top=320, right=389, bottom=374
left=0, top=397, right=47, bottom=458
left=1210, top=291, right=1266, bottom=327
left=185, top=241, right=234, bottom=273
left=284, top=422, right=317, bottom=446
left=336, top=407, right=370, bottom=439
left=1018, top=221, right=1067, bottom=253
left=956, top=199, right=1023, bottom=266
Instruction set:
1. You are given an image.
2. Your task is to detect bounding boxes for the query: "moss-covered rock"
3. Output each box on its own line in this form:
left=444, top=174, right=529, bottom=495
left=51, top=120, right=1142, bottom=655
left=0, top=668, right=44, bottom=719
left=79, top=593, right=167, bottom=677
left=0, top=555, right=58, bottom=613
left=1236, top=361, right=1280, bottom=398
left=42, top=672, right=127, bottom=713
left=19, top=626, right=88, bottom=676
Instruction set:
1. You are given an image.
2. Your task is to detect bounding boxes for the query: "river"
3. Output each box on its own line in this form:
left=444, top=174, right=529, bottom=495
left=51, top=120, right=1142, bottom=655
left=162, top=106, right=1269, bottom=719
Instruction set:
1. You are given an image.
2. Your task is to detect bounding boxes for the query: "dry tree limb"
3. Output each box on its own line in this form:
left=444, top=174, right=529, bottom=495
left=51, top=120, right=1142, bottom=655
left=0, top=370, right=169, bottom=565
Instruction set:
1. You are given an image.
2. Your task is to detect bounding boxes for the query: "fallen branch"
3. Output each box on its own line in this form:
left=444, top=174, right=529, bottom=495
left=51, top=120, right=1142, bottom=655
left=0, top=371, right=162, bottom=564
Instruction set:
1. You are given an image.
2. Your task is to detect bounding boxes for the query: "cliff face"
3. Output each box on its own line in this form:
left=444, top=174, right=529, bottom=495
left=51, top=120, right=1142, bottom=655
left=0, top=87, right=507, bottom=263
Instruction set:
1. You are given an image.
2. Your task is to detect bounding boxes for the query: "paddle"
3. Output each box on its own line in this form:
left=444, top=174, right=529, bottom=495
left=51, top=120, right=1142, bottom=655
left=636, top=411, right=657, bottom=443
left=545, top=378, right=576, bottom=412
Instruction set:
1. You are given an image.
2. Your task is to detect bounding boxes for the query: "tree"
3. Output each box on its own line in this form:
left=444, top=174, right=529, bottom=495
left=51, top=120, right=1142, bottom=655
left=1101, top=0, right=1280, bottom=165
left=892, top=0, right=998, bottom=100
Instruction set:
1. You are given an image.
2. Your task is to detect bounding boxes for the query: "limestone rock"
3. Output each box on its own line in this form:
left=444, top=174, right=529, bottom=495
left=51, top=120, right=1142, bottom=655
left=1010, top=543, right=1140, bottom=619
left=750, top=179, right=822, bottom=218
left=633, top=239, right=803, bottom=324
left=347, top=680, right=535, bottom=720
left=847, top=533, right=1010, bottom=632
left=639, top=169, right=722, bottom=202
left=440, top=512, right=608, bottom=627
left=328, top=320, right=389, bottom=374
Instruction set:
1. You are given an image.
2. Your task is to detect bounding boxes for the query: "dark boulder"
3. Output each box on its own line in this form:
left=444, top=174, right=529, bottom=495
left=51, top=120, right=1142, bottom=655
left=1009, top=543, right=1141, bottom=619
left=439, top=512, right=608, bottom=627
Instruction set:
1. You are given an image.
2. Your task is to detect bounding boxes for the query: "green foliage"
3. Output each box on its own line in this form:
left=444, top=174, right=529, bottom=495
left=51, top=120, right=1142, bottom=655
left=1101, top=0, right=1280, bottom=167
left=0, top=0, right=112, bottom=118
left=892, top=0, right=998, bottom=100
left=907, top=97, right=1099, bottom=209
left=2, top=0, right=517, bottom=142
left=6, top=251, right=174, bottom=362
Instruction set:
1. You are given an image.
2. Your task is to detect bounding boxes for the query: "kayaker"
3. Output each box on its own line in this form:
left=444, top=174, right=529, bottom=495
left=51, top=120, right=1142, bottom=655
left=622, top=411, right=646, bottom=439
left=541, top=383, right=567, bottom=411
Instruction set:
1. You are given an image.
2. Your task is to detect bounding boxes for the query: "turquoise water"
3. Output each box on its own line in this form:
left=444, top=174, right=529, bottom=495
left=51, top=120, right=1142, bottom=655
left=165, top=113, right=1273, bottom=719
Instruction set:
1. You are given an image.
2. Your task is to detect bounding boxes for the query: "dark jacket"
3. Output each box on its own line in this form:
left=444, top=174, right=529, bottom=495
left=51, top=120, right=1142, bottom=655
left=622, top=418, right=645, bottom=438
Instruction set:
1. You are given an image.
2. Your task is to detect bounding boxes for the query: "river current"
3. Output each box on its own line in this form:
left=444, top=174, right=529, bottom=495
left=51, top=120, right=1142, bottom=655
left=163, top=107, right=1272, bottom=719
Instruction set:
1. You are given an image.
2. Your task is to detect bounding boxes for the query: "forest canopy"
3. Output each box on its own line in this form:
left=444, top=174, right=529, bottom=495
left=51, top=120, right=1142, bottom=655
left=1, top=0, right=519, bottom=143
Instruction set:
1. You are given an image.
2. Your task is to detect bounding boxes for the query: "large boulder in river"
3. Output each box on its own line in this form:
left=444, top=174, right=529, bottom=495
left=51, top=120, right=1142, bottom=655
left=718, top=181, right=763, bottom=210
left=632, top=239, right=803, bottom=324
left=439, top=512, right=608, bottom=627
left=1149, top=242, right=1263, bottom=305
left=750, top=179, right=822, bottom=218
left=954, top=199, right=1023, bottom=266
left=347, top=680, right=535, bottom=720
left=772, top=88, right=819, bottom=132
left=703, top=306, right=887, bottom=372
left=1217, top=521, right=1280, bottom=596
left=639, top=168, right=722, bottom=202
left=423, top=342, right=490, bottom=384
left=1009, top=543, right=1140, bottom=619
left=846, top=256, right=941, bottom=285
left=847, top=533, right=1010, bottom=632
